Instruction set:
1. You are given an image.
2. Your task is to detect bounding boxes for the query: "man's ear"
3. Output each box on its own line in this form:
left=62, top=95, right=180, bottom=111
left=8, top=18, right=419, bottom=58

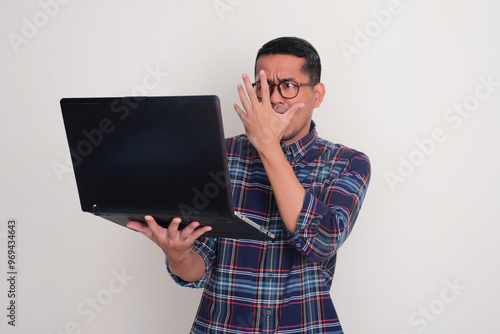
left=313, top=83, right=326, bottom=108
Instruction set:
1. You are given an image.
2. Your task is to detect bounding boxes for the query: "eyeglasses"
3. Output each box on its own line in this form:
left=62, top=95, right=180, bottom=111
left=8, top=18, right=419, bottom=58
left=252, top=80, right=319, bottom=99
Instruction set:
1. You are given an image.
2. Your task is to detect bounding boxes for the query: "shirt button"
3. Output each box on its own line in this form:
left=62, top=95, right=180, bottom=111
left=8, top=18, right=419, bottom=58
left=266, top=309, right=272, bottom=316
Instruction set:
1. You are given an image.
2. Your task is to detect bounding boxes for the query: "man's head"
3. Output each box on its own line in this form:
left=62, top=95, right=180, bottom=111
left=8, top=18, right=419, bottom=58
left=255, top=36, right=321, bottom=84
left=253, top=37, right=325, bottom=145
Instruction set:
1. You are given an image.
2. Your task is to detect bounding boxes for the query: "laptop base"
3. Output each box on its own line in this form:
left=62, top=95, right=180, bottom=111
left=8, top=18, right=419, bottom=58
left=93, top=211, right=275, bottom=241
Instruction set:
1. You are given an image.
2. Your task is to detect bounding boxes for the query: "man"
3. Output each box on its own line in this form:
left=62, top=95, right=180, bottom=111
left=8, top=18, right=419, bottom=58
left=127, top=36, right=371, bottom=333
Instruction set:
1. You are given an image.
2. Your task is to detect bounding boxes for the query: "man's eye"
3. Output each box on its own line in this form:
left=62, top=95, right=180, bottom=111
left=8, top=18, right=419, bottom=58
left=282, top=82, right=296, bottom=89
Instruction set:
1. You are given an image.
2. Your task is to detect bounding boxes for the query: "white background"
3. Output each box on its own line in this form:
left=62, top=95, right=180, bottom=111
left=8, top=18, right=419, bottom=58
left=1, top=0, right=499, bottom=333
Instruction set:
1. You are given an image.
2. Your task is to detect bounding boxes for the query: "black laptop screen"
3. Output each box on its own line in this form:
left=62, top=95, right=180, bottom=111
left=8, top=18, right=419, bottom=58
left=61, top=96, right=232, bottom=217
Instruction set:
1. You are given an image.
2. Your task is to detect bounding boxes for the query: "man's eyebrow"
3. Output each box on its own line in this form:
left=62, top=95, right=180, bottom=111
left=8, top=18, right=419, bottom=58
left=269, top=77, right=295, bottom=84
left=254, top=77, right=296, bottom=84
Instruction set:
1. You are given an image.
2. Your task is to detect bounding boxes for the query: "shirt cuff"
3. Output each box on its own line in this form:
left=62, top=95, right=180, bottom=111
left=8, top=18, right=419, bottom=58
left=165, top=239, right=212, bottom=289
left=284, top=191, right=333, bottom=261
left=284, top=191, right=327, bottom=237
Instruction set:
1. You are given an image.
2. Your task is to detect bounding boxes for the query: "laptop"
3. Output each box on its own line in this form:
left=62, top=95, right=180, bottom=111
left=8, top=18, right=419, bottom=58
left=60, top=95, right=275, bottom=241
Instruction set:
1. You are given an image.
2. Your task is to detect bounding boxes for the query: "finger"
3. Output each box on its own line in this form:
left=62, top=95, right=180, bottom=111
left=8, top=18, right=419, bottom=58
left=242, top=73, right=259, bottom=107
left=233, top=103, right=248, bottom=122
left=257, top=70, right=271, bottom=106
left=237, top=83, right=253, bottom=113
left=179, top=221, right=200, bottom=239
left=126, top=221, right=154, bottom=239
left=166, top=217, right=183, bottom=234
left=144, top=215, right=161, bottom=232
left=188, top=225, right=213, bottom=241
left=284, top=102, right=306, bottom=119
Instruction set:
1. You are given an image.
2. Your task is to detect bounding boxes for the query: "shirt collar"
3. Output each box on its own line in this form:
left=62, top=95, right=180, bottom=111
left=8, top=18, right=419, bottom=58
left=280, top=121, right=318, bottom=163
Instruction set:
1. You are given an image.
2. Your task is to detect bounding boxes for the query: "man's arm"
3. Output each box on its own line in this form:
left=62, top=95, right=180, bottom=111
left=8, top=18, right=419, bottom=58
left=233, top=71, right=307, bottom=234
left=127, top=216, right=211, bottom=282
left=292, top=152, right=370, bottom=262
left=253, top=142, right=304, bottom=234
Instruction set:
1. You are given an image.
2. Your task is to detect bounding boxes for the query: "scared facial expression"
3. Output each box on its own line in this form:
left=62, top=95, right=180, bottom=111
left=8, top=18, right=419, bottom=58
left=254, top=54, right=325, bottom=145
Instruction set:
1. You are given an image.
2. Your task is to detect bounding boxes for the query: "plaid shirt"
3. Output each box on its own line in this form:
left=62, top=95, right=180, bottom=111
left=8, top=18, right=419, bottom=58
left=168, top=123, right=371, bottom=334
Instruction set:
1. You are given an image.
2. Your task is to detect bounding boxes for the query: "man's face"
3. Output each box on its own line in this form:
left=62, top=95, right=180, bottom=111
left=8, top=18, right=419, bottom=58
left=254, top=54, right=325, bottom=145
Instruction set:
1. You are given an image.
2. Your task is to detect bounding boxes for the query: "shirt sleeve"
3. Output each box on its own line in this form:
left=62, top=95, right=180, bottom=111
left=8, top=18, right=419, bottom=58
left=166, top=237, right=217, bottom=289
left=287, top=151, right=371, bottom=263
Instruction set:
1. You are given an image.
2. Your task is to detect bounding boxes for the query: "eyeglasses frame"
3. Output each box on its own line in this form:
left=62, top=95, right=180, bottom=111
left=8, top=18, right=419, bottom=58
left=251, top=80, right=319, bottom=99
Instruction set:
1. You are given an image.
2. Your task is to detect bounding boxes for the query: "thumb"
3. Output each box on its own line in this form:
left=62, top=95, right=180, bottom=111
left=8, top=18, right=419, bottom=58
left=282, top=103, right=305, bottom=122
left=292, top=102, right=306, bottom=113
left=126, top=221, right=154, bottom=239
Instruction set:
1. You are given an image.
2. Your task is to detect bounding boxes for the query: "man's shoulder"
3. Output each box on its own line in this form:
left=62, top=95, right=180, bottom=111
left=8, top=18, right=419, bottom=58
left=225, top=134, right=248, bottom=143
left=314, top=136, right=370, bottom=166
left=225, top=134, right=254, bottom=156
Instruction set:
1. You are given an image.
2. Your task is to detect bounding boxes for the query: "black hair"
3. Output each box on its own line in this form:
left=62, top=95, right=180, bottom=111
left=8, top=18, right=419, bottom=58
left=255, top=36, right=321, bottom=83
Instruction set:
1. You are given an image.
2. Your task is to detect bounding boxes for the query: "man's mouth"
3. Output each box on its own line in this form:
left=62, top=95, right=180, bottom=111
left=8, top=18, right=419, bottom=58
left=273, top=107, right=288, bottom=115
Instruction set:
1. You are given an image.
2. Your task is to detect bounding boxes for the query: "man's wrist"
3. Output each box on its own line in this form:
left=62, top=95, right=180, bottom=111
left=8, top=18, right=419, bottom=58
left=168, top=249, right=207, bottom=283
left=168, top=249, right=193, bottom=266
left=253, top=140, right=282, bottom=159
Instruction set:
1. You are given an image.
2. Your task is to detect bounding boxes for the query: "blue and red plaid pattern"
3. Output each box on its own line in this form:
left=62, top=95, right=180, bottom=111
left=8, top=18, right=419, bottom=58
left=168, top=123, right=371, bottom=333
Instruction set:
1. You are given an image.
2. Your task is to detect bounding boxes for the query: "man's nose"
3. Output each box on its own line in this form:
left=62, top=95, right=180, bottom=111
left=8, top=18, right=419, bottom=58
left=269, top=86, right=285, bottom=105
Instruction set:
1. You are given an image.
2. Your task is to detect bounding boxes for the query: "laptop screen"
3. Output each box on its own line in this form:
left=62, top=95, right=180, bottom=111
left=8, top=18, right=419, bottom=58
left=61, top=96, right=233, bottom=218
